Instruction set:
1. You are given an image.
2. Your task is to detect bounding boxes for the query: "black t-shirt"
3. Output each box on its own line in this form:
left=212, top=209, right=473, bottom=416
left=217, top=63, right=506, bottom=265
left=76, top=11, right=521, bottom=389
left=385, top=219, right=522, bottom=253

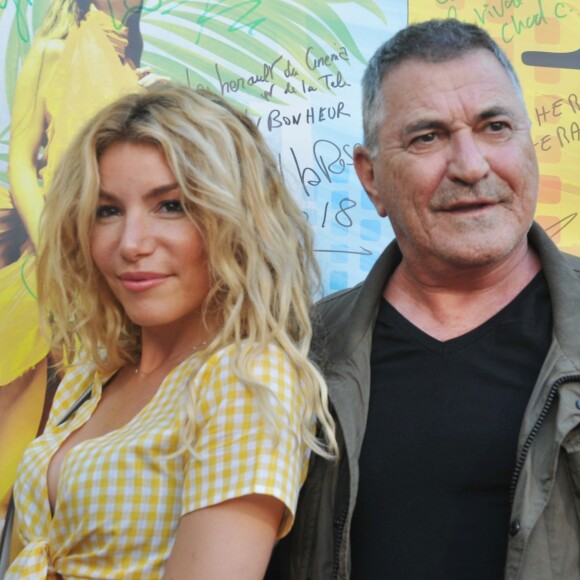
left=350, top=272, right=552, bottom=580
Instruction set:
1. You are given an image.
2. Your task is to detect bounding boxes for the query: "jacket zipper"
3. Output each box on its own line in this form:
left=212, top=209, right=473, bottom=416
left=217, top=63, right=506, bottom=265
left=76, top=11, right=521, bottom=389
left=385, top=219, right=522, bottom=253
left=332, top=505, right=348, bottom=579
left=509, top=374, right=580, bottom=504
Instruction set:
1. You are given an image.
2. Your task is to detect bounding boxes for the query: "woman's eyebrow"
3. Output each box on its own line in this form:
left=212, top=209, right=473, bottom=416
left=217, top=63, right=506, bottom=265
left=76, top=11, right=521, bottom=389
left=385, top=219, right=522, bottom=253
left=98, top=182, right=180, bottom=200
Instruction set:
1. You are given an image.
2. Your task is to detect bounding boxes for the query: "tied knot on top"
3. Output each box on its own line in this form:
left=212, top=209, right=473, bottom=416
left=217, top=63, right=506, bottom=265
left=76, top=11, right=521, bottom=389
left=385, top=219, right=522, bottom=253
left=5, top=536, right=57, bottom=579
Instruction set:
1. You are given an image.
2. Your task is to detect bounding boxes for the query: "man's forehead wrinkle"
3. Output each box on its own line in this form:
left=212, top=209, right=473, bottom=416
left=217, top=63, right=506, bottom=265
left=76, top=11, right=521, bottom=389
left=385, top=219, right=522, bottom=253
left=382, top=56, right=518, bottom=106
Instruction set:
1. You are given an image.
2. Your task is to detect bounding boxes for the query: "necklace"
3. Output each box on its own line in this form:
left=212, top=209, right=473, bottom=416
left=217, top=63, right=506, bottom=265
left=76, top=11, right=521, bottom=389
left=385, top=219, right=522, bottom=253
left=134, top=339, right=209, bottom=376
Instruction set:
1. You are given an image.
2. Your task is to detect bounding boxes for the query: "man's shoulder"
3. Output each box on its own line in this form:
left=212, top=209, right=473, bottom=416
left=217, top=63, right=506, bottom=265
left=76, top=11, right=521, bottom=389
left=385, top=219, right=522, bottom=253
left=315, top=282, right=364, bottom=315
left=311, top=241, right=401, bottom=362
left=311, top=283, right=365, bottom=354
left=562, top=251, right=580, bottom=274
left=310, top=282, right=372, bottom=368
left=534, top=218, right=580, bottom=272
left=314, top=238, right=401, bottom=319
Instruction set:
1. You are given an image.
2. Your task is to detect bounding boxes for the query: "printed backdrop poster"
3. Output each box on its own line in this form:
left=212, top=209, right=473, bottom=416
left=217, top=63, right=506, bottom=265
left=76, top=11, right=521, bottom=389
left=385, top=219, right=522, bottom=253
left=0, top=0, right=405, bottom=527
left=0, top=0, right=578, bottom=530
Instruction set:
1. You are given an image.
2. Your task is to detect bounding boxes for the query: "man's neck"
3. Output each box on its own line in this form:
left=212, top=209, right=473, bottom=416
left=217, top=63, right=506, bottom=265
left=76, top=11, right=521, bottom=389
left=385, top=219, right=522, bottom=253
left=384, top=243, right=542, bottom=341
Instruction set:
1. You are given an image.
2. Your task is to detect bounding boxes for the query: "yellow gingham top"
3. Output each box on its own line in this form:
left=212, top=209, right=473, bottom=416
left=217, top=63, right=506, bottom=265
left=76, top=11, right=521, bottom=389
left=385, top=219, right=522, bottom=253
left=7, top=343, right=310, bottom=579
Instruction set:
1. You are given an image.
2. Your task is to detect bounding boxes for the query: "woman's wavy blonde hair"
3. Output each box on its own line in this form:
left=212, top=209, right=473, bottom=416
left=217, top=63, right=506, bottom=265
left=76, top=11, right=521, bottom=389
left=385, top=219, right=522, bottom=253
left=37, top=83, right=337, bottom=458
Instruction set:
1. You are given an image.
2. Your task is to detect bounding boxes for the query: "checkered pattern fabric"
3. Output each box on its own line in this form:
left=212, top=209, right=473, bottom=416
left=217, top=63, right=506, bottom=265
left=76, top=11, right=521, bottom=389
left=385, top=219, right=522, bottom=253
left=7, top=343, right=310, bottom=579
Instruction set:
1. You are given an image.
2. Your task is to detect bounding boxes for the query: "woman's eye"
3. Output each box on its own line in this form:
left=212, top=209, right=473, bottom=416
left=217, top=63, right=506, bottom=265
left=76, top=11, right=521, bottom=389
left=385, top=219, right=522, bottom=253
left=95, top=205, right=120, bottom=219
left=160, top=199, right=184, bottom=213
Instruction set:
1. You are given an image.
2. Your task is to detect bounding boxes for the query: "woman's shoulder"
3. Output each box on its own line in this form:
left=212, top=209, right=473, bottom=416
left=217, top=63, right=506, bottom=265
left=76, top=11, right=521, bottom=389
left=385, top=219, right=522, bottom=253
left=190, top=342, right=301, bottom=408
left=201, top=342, right=294, bottom=376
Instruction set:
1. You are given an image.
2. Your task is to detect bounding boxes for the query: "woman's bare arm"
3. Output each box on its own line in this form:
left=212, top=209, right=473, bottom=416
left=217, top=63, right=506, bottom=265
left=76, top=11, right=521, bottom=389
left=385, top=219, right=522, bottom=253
left=163, top=494, right=284, bottom=580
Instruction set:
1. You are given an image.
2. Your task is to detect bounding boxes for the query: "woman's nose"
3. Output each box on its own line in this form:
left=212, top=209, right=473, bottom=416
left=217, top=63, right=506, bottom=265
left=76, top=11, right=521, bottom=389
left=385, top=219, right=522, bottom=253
left=118, top=212, right=155, bottom=261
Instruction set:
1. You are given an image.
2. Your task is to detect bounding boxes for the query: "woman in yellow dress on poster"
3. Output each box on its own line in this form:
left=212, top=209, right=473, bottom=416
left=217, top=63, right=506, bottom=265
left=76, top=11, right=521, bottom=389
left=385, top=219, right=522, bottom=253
left=0, top=0, right=157, bottom=520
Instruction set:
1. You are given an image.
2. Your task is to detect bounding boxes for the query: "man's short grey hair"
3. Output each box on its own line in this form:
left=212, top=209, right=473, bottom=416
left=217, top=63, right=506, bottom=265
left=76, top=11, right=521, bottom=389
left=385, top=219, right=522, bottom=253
left=362, top=19, right=523, bottom=156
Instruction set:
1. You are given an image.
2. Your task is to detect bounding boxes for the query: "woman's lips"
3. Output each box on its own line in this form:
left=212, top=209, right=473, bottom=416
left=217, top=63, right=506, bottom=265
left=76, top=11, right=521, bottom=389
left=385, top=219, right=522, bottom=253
left=119, top=272, right=169, bottom=292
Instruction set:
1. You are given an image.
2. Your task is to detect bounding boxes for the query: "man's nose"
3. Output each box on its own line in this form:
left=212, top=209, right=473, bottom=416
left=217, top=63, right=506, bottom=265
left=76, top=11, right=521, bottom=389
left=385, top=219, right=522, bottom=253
left=447, top=131, right=490, bottom=185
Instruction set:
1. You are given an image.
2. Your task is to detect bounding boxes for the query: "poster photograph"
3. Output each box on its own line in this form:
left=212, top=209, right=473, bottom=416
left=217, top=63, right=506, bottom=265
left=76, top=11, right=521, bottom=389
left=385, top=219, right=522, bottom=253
left=0, top=0, right=578, bottom=538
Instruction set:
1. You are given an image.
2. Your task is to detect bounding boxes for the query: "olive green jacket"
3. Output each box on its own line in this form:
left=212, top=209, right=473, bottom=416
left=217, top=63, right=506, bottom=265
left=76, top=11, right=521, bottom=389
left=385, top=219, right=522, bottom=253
left=269, top=222, right=580, bottom=580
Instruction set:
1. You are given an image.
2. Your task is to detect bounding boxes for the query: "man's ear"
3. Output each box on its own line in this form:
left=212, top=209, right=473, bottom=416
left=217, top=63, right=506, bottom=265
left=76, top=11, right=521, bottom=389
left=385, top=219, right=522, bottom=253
left=353, top=145, right=387, bottom=217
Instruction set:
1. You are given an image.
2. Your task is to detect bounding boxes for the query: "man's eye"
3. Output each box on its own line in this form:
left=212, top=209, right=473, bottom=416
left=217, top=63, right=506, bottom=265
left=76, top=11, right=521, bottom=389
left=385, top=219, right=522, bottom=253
left=160, top=200, right=184, bottom=213
left=414, top=132, right=437, bottom=144
left=488, top=121, right=509, bottom=132
left=95, top=205, right=120, bottom=218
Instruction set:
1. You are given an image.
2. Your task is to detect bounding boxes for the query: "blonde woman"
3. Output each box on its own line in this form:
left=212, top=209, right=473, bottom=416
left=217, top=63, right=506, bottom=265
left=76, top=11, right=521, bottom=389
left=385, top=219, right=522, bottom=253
left=0, top=0, right=154, bottom=513
left=6, top=84, right=336, bottom=578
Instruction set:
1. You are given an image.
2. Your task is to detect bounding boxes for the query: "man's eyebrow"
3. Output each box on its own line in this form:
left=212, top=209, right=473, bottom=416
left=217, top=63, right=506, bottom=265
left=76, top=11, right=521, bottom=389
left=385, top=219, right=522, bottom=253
left=402, top=107, right=514, bottom=137
left=403, top=119, right=448, bottom=136
left=477, top=106, right=512, bottom=122
left=98, top=182, right=180, bottom=200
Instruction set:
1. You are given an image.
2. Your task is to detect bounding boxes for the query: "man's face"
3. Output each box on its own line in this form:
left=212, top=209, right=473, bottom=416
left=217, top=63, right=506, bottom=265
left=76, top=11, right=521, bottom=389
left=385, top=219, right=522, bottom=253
left=355, top=50, right=539, bottom=272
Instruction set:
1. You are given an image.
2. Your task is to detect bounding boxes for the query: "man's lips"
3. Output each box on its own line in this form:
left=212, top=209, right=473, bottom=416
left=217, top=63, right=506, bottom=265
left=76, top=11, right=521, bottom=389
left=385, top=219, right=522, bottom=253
left=443, top=200, right=498, bottom=213
left=119, top=272, right=169, bottom=291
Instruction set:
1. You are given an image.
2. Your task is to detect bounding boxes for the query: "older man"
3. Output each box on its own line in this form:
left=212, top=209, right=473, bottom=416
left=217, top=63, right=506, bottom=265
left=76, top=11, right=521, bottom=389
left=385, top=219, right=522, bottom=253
left=268, top=18, right=580, bottom=580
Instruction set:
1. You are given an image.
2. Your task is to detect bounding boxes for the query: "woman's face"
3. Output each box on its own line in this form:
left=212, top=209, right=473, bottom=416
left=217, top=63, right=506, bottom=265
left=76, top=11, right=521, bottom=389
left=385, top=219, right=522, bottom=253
left=91, top=141, right=211, bottom=333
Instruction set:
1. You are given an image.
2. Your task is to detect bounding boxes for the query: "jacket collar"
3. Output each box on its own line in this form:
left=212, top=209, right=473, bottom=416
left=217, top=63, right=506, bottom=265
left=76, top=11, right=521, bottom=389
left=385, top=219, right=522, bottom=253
left=319, top=222, right=580, bottom=366
left=528, top=222, right=580, bottom=366
left=314, top=238, right=401, bottom=364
